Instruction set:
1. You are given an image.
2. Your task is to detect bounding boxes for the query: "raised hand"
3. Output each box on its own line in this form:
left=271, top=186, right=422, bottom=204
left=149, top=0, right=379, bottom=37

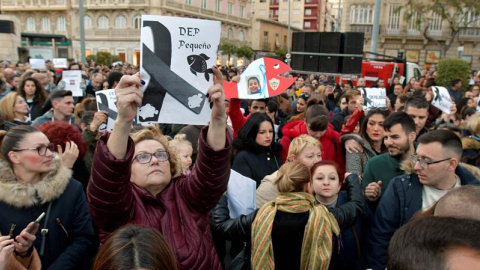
left=58, top=141, right=79, bottom=169
left=90, top=110, right=108, bottom=132
left=115, top=73, right=143, bottom=123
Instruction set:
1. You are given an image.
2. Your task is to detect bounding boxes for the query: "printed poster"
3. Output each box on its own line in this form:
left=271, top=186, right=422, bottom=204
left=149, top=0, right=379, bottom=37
left=432, top=86, right=453, bottom=114
left=140, top=15, right=221, bottom=125
left=95, top=89, right=117, bottom=132
left=29, top=58, right=45, bottom=70
left=222, top=58, right=296, bottom=99
left=62, top=70, right=82, bottom=96
left=227, top=170, right=257, bottom=219
left=53, top=58, right=68, bottom=68
left=360, top=88, right=387, bottom=110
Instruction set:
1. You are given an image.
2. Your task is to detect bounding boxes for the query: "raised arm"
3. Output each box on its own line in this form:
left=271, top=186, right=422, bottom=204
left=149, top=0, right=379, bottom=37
left=106, top=73, right=143, bottom=159
left=207, top=66, right=227, bottom=151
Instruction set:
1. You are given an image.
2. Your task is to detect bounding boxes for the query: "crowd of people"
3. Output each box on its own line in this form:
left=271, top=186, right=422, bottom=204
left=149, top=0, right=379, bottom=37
left=0, top=58, right=479, bottom=270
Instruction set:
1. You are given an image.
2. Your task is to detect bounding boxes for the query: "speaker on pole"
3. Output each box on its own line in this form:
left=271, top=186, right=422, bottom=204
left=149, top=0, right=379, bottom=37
left=303, top=32, right=320, bottom=72
left=318, top=32, right=342, bottom=73
left=291, top=32, right=305, bottom=71
left=340, top=32, right=364, bottom=74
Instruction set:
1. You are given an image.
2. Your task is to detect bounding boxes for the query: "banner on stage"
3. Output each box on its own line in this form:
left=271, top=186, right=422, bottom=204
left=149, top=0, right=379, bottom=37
left=361, top=88, right=387, bottom=110
left=432, top=86, right=453, bottom=114
left=62, top=70, right=83, bottom=97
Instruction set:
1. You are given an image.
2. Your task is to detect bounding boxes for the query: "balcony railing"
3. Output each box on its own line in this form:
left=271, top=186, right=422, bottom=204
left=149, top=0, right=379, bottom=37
left=1, top=0, right=68, bottom=9
left=350, top=24, right=373, bottom=34
left=77, top=28, right=141, bottom=39
left=460, top=28, right=480, bottom=37
left=407, top=28, right=421, bottom=36
left=164, top=1, right=250, bottom=25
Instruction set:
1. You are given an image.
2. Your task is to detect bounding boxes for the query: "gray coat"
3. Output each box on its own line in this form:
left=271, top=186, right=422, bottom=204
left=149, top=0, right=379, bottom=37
left=341, top=133, right=378, bottom=177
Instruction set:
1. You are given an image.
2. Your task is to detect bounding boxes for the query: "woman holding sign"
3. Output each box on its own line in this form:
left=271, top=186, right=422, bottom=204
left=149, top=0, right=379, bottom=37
left=87, top=68, right=231, bottom=270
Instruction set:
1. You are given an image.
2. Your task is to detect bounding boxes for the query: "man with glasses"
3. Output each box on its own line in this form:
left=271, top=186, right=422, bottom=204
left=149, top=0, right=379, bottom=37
left=367, top=130, right=480, bottom=270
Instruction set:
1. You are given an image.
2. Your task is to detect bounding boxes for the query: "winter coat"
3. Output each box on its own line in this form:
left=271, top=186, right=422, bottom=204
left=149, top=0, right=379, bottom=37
left=461, top=136, right=480, bottom=166
left=26, top=98, right=44, bottom=121
left=0, top=155, right=98, bottom=269
left=280, top=120, right=345, bottom=174
left=331, top=108, right=351, bottom=132
left=367, top=161, right=480, bottom=270
left=87, top=126, right=232, bottom=270
left=232, top=147, right=282, bottom=188
left=31, top=109, right=76, bottom=128
left=256, top=171, right=279, bottom=208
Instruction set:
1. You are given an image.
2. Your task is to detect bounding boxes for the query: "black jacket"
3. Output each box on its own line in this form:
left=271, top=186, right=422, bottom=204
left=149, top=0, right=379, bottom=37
left=210, top=174, right=366, bottom=268
left=331, top=108, right=351, bottom=132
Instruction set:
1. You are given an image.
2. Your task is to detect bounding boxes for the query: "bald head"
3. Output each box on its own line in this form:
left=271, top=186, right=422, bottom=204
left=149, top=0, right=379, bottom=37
left=434, top=186, right=480, bottom=220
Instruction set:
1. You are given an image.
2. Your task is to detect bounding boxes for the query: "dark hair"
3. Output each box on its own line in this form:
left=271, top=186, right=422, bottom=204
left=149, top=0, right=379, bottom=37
left=18, top=77, right=48, bottom=106
left=233, top=113, right=281, bottom=152
left=436, top=123, right=462, bottom=135
left=304, top=104, right=329, bottom=131
left=383, top=112, right=416, bottom=135
left=50, top=90, right=73, bottom=101
left=451, top=78, right=462, bottom=87
left=405, top=96, right=429, bottom=111
left=68, top=62, right=81, bottom=70
left=80, top=111, right=95, bottom=127
left=108, top=71, right=123, bottom=89
left=0, top=125, right=40, bottom=164
left=387, top=217, right=480, bottom=270
left=359, top=108, right=389, bottom=152
left=397, top=94, right=409, bottom=104
left=266, top=100, right=278, bottom=114
left=417, top=129, right=463, bottom=159
left=91, top=225, right=178, bottom=270
left=247, top=99, right=268, bottom=106
left=38, top=122, right=87, bottom=159
left=462, top=107, right=477, bottom=120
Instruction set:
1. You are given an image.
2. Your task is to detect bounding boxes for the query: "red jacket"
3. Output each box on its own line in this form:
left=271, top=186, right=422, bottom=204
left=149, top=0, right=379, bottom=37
left=87, top=127, right=231, bottom=270
left=228, top=98, right=249, bottom=138
left=280, top=120, right=345, bottom=174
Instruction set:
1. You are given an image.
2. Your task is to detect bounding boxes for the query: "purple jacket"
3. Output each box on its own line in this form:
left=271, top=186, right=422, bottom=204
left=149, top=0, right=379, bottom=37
left=87, top=126, right=231, bottom=270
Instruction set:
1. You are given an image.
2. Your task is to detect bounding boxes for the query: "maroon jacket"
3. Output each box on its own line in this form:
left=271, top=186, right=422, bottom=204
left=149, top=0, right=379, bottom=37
left=87, top=127, right=231, bottom=270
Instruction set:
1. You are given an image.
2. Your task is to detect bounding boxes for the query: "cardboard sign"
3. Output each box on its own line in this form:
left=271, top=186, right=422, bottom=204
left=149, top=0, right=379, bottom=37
left=53, top=58, right=68, bottom=68
left=432, top=86, right=453, bottom=114
left=95, top=89, right=117, bottom=132
left=222, top=58, right=296, bottom=99
left=62, top=70, right=83, bottom=97
left=361, top=88, right=387, bottom=110
left=29, top=58, right=45, bottom=70
left=140, top=15, right=221, bottom=125
left=227, top=170, right=257, bottom=218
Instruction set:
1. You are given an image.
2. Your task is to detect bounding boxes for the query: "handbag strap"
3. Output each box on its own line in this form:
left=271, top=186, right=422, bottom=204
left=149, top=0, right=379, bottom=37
left=39, top=202, right=53, bottom=257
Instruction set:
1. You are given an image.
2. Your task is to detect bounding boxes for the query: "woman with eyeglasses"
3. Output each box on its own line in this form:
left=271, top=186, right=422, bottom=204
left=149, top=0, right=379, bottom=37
left=87, top=70, right=231, bottom=270
left=0, top=125, right=97, bottom=269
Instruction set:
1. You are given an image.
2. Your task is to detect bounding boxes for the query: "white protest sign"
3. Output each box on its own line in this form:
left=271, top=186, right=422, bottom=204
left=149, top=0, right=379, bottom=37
left=477, top=97, right=480, bottom=112
left=432, top=86, right=453, bottom=114
left=140, top=15, right=221, bottom=125
left=29, top=59, right=45, bottom=70
left=62, top=70, right=83, bottom=96
left=95, top=89, right=117, bottom=132
left=53, top=58, right=68, bottom=68
left=361, top=88, right=387, bottom=110
left=227, top=170, right=257, bottom=219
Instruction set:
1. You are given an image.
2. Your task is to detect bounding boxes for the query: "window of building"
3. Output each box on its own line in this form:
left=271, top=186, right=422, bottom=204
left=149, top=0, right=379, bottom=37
left=304, top=21, right=311, bottom=28
left=98, top=15, right=109, bottom=29
left=305, top=9, right=312, bottom=15
left=216, top=0, right=221, bottom=11
left=133, top=15, right=141, bottom=29
left=460, top=11, right=480, bottom=36
left=263, top=31, right=268, bottom=45
left=260, top=0, right=266, bottom=2
left=428, top=12, right=442, bottom=35
left=84, top=15, right=92, bottom=29
left=228, top=28, right=233, bottom=39
left=282, top=9, right=287, bottom=14
left=42, top=17, right=51, bottom=31
left=292, top=21, right=301, bottom=27
left=56, top=16, right=66, bottom=31
left=259, top=10, right=266, bottom=15
left=387, top=4, right=400, bottom=34
left=202, top=0, right=207, bottom=9
left=238, top=30, right=244, bottom=41
left=269, top=10, right=274, bottom=17
left=185, top=0, right=191, bottom=4
left=26, top=17, right=36, bottom=31
left=407, top=12, right=420, bottom=35
left=115, top=15, right=127, bottom=29
left=228, top=3, right=233, bottom=15
left=350, top=4, right=374, bottom=24
left=240, top=5, right=244, bottom=17
left=293, top=9, right=300, bottom=15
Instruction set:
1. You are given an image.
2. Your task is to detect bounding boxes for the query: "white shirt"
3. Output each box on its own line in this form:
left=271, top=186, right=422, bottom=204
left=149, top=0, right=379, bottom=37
left=422, top=175, right=461, bottom=211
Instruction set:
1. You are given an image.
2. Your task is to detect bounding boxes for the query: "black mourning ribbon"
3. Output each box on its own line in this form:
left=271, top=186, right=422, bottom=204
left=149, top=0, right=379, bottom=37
left=362, top=88, right=374, bottom=108
left=141, top=21, right=206, bottom=122
left=433, top=87, right=442, bottom=102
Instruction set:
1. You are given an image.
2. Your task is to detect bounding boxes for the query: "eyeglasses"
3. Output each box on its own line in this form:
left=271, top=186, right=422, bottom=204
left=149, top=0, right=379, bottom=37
left=134, top=151, right=169, bottom=164
left=410, top=154, right=451, bottom=169
left=12, top=143, right=55, bottom=156
left=301, top=93, right=311, bottom=99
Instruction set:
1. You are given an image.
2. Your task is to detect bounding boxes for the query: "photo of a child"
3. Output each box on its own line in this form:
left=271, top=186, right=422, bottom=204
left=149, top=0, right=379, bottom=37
left=247, top=76, right=261, bottom=95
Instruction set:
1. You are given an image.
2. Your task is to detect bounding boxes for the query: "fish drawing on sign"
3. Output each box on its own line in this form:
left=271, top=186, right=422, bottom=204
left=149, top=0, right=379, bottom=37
left=188, top=54, right=213, bottom=82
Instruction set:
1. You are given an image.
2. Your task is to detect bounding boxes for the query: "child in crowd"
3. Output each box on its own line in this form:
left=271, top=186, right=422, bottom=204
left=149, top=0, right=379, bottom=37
left=169, top=133, right=193, bottom=174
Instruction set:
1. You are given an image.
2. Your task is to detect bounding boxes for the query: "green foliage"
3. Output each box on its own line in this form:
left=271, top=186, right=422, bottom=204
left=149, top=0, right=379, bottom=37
left=87, top=51, right=121, bottom=66
left=236, top=45, right=253, bottom=59
left=274, top=48, right=287, bottom=59
left=436, top=58, right=470, bottom=90
left=219, top=42, right=238, bottom=58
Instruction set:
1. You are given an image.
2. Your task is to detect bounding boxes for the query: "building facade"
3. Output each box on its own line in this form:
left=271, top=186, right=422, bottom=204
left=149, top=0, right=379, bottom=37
left=0, top=0, right=251, bottom=66
left=341, top=0, right=480, bottom=70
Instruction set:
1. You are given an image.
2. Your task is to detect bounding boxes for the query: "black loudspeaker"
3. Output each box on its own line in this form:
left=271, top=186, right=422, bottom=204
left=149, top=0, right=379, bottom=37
left=303, top=32, right=320, bottom=72
left=0, top=20, right=14, bottom=34
left=291, top=32, right=305, bottom=71
left=319, top=32, right=341, bottom=73
left=340, top=32, right=364, bottom=74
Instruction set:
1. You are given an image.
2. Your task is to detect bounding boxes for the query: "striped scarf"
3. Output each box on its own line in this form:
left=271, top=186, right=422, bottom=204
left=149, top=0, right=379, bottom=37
left=251, top=192, right=340, bottom=270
